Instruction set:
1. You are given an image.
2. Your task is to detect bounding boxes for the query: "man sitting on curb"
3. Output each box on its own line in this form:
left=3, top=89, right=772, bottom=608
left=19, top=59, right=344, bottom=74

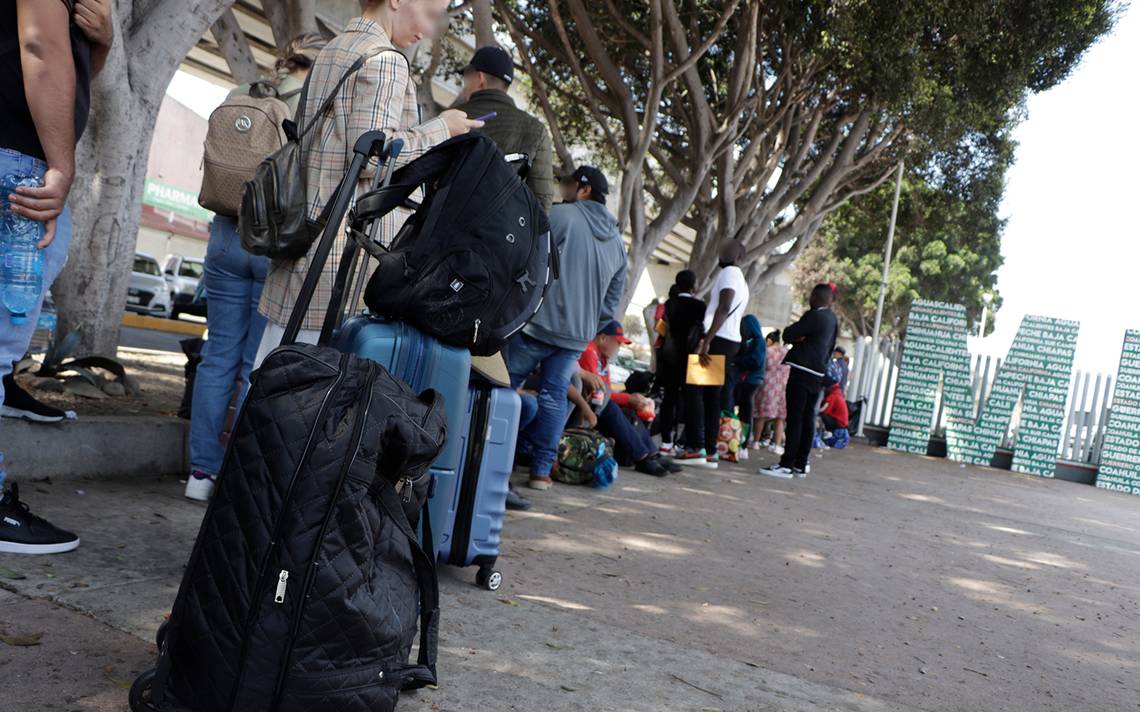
left=578, top=322, right=680, bottom=476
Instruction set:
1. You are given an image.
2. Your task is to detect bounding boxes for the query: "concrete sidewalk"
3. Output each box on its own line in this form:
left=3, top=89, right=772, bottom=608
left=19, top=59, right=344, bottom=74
left=2, top=444, right=1138, bottom=711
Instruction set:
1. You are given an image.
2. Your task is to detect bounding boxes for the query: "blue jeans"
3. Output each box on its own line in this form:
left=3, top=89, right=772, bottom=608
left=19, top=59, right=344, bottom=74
left=507, top=332, right=581, bottom=477
left=519, top=392, right=538, bottom=432
left=596, top=400, right=655, bottom=464
left=188, top=216, right=269, bottom=476
left=0, top=149, right=73, bottom=489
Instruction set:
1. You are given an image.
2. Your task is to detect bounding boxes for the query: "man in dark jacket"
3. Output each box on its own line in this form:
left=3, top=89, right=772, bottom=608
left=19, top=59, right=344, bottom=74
left=452, top=46, right=554, bottom=211
left=760, top=283, right=838, bottom=479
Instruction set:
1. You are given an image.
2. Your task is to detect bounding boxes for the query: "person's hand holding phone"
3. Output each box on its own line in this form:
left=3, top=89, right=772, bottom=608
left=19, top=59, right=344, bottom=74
left=439, top=109, right=484, bottom=137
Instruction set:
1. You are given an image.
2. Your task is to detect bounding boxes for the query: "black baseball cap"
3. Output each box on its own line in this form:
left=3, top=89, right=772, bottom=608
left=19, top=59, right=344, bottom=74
left=561, top=165, right=609, bottom=196
left=462, top=46, right=514, bottom=84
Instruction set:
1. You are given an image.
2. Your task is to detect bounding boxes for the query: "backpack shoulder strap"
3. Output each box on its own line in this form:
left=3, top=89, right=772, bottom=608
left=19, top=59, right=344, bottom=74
left=294, top=48, right=407, bottom=141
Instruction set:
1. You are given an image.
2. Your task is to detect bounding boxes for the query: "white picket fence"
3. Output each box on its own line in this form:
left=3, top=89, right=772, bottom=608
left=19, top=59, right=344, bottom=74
left=848, top=337, right=1113, bottom=465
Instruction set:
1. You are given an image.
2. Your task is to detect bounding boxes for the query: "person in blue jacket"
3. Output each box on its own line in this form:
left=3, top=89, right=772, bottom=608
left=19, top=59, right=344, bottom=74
left=732, top=315, right=766, bottom=441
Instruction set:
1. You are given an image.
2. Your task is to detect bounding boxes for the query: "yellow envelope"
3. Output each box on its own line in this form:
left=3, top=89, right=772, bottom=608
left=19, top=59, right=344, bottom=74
left=686, top=354, right=726, bottom=386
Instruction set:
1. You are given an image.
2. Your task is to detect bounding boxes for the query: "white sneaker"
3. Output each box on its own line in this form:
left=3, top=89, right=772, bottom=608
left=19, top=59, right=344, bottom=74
left=798, top=465, right=810, bottom=478
left=738, top=448, right=749, bottom=461
left=758, top=464, right=795, bottom=479
left=757, top=439, right=772, bottom=449
left=184, top=472, right=216, bottom=502
left=768, top=444, right=785, bottom=455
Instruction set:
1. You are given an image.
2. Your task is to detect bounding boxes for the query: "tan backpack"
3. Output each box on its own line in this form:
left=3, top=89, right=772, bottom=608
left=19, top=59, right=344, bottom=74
left=198, top=81, right=299, bottom=217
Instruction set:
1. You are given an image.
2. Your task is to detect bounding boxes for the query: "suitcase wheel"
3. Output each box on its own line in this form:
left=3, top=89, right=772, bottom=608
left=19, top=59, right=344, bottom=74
left=476, top=567, right=502, bottom=591
left=129, top=668, right=158, bottom=711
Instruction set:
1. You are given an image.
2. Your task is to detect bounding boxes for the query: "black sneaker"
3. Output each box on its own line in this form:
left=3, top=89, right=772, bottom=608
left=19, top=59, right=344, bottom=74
left=2, top=373, right=66, bottom=423
left=635, top=457, right=669, bottom=477
left=505, top=485, right=532, bottom=511
left=0, top=483, right=80, bottom=554
left=653, top=454, right=682, bottom=473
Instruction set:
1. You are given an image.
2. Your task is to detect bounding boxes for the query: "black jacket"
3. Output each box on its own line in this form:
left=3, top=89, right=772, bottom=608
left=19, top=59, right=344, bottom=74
left=662, top=293, right=707, bottom=367
left=452, top=89, right=555, bottom=211
left=783, top=307, right=839, bottom=377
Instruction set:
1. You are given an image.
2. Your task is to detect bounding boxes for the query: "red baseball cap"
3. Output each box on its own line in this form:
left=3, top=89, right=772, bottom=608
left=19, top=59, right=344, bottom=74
left=599, top=320, right=632, bottom=344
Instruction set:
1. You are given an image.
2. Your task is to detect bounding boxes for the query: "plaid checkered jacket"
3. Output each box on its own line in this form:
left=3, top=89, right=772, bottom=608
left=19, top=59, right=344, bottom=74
left=259, top=17, right=450, bottom=330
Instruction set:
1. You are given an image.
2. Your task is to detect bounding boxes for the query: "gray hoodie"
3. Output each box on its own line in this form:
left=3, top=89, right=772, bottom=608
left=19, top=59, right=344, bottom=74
left=524, top=199, right=627, bottom=352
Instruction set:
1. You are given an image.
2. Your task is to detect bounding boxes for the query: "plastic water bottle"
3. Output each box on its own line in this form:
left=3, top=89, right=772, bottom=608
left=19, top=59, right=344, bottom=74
left=0, top=175, right=45, bottom=325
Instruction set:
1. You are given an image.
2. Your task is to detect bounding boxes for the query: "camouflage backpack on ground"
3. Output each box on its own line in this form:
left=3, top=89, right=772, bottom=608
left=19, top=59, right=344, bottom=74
left=552, top=429, right=616, bottom=486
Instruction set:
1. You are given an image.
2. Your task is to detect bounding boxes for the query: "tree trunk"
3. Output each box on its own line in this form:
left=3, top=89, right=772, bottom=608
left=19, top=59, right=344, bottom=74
left=473, top=0, right=495, bottom=48
left=288, top=0, right=320, bottom=37
left=54, top=0, right=233, bottom=357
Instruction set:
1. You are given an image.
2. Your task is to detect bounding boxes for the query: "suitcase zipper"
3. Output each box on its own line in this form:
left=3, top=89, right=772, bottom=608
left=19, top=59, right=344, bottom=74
left=274, top=570, right=289, bottom=604
left=228, top=353, right=349, bottom=711
left=270, top=363, right=376, bottom=711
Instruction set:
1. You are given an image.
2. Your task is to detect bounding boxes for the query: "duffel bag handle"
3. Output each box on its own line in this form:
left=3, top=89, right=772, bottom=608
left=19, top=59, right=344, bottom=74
left=373, top=480, right=440, bottom=689
left=282, top=130, right=388, bottom=347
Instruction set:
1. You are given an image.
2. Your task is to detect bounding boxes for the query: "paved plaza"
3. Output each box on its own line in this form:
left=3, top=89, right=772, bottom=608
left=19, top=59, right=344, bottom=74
left=2, top=443, right=1138, bottom=711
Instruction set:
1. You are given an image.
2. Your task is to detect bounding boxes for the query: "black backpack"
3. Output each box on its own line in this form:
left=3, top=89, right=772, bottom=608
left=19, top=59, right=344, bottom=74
left=239, top=50, right=388, bottom=260
left=353, top=134, right=557, bottom=356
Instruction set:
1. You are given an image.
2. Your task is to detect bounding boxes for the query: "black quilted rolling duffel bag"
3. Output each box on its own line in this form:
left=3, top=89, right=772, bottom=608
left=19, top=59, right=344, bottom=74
left=130, top=132, right=447, bottom=712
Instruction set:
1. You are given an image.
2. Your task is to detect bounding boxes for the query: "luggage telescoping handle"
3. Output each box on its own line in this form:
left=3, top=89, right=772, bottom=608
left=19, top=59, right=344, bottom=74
left=341, top=139, right=405, bottom=327
left=321, top=139, right=405, bottom=344
left=281, top=130, right=388, bottom=347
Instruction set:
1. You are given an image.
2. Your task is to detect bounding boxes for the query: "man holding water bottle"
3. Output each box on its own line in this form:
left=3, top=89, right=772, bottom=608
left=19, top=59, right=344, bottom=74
left=0, top=0, right=112, bottom=554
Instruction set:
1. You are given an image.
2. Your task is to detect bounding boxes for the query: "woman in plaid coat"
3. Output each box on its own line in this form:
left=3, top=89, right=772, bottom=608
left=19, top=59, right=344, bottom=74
left=254, top=0, right=483, bottom=364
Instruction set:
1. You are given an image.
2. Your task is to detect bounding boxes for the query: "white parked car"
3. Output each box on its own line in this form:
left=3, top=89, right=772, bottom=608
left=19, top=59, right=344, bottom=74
left=127, top=253, right=172, bottom=317
left=163, top=254, right=206, bottom=319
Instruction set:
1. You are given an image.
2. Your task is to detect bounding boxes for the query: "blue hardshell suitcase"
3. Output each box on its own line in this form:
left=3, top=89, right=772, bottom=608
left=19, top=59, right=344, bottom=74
left=335, top=314, right=471, bottom=559
left=437, top=382, right=520, bottom=590
left=435, top=380, right=522, bottom=592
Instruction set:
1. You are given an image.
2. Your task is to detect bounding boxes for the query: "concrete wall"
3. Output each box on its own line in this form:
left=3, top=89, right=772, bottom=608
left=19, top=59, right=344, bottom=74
left=147, top=96, right=209, bottom=195
left=136, top=225, right=207, bottom=263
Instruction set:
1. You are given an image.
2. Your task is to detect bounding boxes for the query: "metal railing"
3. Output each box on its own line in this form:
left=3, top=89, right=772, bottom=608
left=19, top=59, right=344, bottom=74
left=849, top=337, right=1113, bottom=465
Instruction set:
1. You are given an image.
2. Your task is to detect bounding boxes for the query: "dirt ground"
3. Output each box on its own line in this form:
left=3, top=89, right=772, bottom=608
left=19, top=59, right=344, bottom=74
left=15, top=346, right=187, bottom=419
left=2, top=443, right=1138, bottom=711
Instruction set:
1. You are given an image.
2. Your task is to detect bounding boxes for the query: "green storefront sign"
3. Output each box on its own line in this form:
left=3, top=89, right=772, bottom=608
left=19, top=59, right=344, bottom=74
left=143, top=179, right=213, bottom=223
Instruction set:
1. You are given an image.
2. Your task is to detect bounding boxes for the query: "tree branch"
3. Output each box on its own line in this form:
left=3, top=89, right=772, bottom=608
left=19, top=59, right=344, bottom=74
left=496, top=3, right=579, bottom=171
left=662, top=0, right=743, bottom=84
left=211, top=8, right=260, bottom=85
